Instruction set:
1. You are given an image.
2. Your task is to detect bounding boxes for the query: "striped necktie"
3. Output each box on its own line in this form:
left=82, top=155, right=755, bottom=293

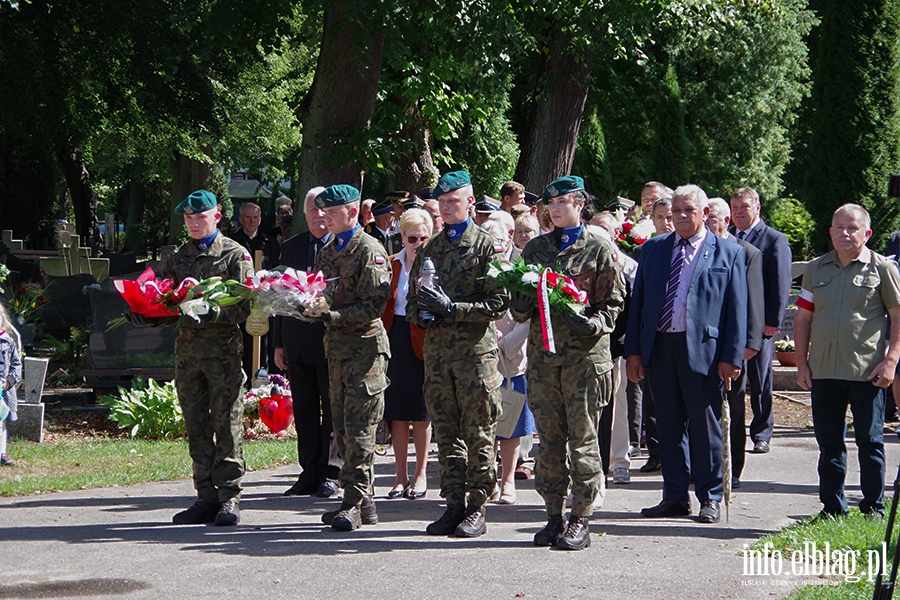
left=658, top=238, right=687, bottom=332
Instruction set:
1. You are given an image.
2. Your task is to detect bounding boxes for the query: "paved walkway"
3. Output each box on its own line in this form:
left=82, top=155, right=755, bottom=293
left=1, top=426, right=898, bottom=600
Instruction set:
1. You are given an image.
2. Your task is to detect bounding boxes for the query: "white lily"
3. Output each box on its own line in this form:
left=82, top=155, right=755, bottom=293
left=179, top=298, right=210, bottom=322
left=521, top=272, right=539, bottom=284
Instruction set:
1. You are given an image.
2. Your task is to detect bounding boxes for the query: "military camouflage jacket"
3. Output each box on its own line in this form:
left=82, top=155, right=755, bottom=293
left=161, top=232, right=253, bottom=330
left=513, top=228, right=624, bottom=371
left=316, top=228, right=392, bottom=359
left=407, top=222, right=510, bottom=360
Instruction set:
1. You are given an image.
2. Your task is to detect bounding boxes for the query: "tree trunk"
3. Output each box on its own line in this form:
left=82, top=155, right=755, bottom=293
left=56, top=138, right=100, bottom=249
left=297, top=7, right=385, bottom=196
left=385, top=99, right=438, bottom=192
left=126, top=179, right=146, bottom=227
left=168, top=152, right=213, bottom=244
left=514, top=37, right=595, bottom=193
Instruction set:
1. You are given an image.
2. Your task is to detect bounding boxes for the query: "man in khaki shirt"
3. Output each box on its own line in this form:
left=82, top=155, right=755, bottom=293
left=795, top=204, right=900, bottom=517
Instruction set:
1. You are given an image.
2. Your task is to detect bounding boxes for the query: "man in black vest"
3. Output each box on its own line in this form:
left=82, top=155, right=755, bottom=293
left=274, top=187, right=341, bottom=498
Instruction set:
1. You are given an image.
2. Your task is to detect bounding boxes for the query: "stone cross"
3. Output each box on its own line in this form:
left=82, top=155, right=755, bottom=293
left=40, top=235, right=110, bottom=281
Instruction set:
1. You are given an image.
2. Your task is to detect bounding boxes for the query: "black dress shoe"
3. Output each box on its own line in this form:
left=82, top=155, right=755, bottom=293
left=752, top=440, right=770, bottom=454
left=455, top=505, right=486, bottom=538
left=731, top=477, right=741, bottom=489
left=172, top=500, right=220, bottom=525
left=534, top=515, right=567, bottom=546
left=214, top=500, right=240, bottom=526
left=697, top=500, right=720, bottom=523
left=557, top=516, right=591, bottom=551
left=640, top=456, right=661, bottom=472
left=641, top=499, right=692, bottom=518
left=284, top=480, right=319, bottom=496
left=317, top=479, right=340, bottom=498
left=426, top=503, right=466, bottom=535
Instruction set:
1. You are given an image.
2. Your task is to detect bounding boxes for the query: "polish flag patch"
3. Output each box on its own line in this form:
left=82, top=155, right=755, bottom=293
left=374, top=256, right=385, bottom=265
left=493, top=244, right=504, bottom=254
left=796, top=288, right=814, bottom=312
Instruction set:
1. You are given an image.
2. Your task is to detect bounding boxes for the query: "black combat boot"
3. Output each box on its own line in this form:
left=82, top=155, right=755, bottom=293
left=426, top=503, right=466, bottom=535
left=533, top=514, right=567, bottom=546
left=322, top=496, right=378, bottom=526
left=172, top=500, right=220, bottom=525
left=214, top=500, right=240, bottom=526
left=557, top=516, right=591, bottom=551
left=454, top=505, right=486, bottom=538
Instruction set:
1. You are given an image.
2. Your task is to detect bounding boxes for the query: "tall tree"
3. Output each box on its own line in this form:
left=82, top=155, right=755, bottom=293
left=804, top=0, right=900, bottom=251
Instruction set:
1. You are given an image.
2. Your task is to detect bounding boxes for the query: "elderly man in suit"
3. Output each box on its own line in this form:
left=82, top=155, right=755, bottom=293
left=707, top=197, right=765, bottom=488
left=626, top=184, right=747, bottom=524
left=274, top=187, right=342, bottom=499
left=729, top=187, right=792, bottom=454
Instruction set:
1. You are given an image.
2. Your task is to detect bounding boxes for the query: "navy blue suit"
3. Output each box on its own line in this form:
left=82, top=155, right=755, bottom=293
left=625, top=231, right=747, bottom=502
left=730, top=219, right=792, bottom=443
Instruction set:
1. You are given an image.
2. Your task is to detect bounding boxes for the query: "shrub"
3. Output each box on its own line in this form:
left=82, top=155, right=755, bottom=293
left=764, top=196, right=815, bottom=260
left=98, top=377, right=184, bottom=439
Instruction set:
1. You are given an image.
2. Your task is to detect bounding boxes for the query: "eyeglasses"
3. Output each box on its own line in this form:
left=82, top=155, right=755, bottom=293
left=407, top=235, right=430, bottom=244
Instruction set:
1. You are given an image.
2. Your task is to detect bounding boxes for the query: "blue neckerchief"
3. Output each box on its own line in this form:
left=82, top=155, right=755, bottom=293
left=195, top=230, right=218, bottom=252
left=559, top=225, right=582, bottom=250
left=335, top=225, right=360, bottom=251
left=445, top=218, right=470, bottom=242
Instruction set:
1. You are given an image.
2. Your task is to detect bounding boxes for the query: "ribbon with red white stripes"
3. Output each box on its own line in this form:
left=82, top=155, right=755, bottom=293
left=538, top=267, right=556, bottom=353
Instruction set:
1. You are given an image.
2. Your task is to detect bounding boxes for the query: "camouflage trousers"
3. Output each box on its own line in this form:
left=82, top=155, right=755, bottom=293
left=527, top=361, right=613, bottom=517
left=424, top=350, right=502, bottom=507
left=175, top=349, right=246, bottom=504
left=328, top=352, right=388, bottom=506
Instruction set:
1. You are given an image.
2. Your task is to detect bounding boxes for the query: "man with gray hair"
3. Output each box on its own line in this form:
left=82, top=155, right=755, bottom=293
left=795, top=204, right=900, bottom=517
left=706, top=197, right=764, bottom=487
left=626, top=184, right=747, bottom=524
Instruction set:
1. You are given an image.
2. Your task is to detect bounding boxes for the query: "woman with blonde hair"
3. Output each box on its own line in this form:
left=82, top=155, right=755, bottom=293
left=0, top=302, right=22, bottom=466
left=381, top=209, right=433, bottom=499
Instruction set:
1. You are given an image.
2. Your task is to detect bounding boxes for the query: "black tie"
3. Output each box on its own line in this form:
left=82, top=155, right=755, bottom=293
left=308, top=237, right=323, bottom=268
left=737, top=230, right=746, bottom=240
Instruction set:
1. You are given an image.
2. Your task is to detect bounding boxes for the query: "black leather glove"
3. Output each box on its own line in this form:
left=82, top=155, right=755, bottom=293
left=509, top=290, right=533, bottom=313
left=418, top=285, right=455, bottom=319
left=123, top=311, right=150, bottom=327
left=563, top=311, right=599, bottom=337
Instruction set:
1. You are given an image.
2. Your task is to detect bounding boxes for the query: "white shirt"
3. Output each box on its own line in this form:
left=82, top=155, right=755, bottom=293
left=666, top=228, right=707, bottom=333
left=393, top=248, right=411, bottom=316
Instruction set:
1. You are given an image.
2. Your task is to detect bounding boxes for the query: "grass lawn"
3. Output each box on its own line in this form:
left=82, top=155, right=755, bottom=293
left=753, top=503, right=899, bottom=599
left=0, top=436, right=298, bottom=497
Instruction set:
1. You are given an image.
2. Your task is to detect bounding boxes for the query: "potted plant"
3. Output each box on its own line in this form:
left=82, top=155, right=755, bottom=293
left=774, top=338, right=797, bottom=367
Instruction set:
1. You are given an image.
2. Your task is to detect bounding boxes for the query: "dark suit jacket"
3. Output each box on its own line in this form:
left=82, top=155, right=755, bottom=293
left=272, top=231, right=329, bottom=366
left=728, top=233, right=765, bottom=352
left=230, top=228, right=280, bottom=271
left=886, top=231, right=900, bottom=258
left=730, top=219, right=792, bottom=329
left=624, top=231, right=747, bottom=375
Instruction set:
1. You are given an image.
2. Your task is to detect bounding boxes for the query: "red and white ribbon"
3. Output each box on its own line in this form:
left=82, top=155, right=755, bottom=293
left=538, top=267, right=556, bottom=354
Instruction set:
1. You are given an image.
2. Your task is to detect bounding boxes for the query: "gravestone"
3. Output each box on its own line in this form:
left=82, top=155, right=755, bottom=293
left=101, top=253, right=140, bottom=277
left=85, top=278, right=177, bottom=372
left=41, top=273, right=97, bottom=329
left=8, top=357, right=48, bottom=443
left=55, top=222, right=77, bottom=248
left=1, top=230, right=23, bottom=250
left=777, top=294, right=799, bottom=342
left=40, top=235, right=110, bottom=282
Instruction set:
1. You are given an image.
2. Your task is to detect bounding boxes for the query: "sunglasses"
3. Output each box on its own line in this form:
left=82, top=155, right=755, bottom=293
left=407, top=235, right=430, bottom=244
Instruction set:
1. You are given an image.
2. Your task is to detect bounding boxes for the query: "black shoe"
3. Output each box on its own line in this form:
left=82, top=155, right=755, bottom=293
left=557, top=516, right=591, bottom=551
left=697, top=500, right=720, bottom=523
left=331, top=505, right=362, bottom=531
left=641, top=499, right=692, bottom=518
left=172, top=501, right=220, bottom=525
left=813, top=508, right=849, bottom=521
left=731, top=477, right=741, bottom=490
left=322, top=496, right=378, bottom=526
left=534, top=515, right=567, bottom=547
left=284, top=479, right=319, bottom=496
left=317, top=479, right=340, bottom=498
left=215, top=500, right=240, bottom=526
left=455, top=505, right=486, bottom=538
left=426, top=503, right=466, bottom=536
left=640, top=456, right=661, bottom=472
left=752, top=440, right=770, bottom=454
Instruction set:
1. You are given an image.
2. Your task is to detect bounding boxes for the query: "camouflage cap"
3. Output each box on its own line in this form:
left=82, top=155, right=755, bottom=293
left=315, top=184, right=361, bottom=209
left=435, top=171, right=472, bottom=195
left=174, top=190, right=218, bottom=215
left=541, top=175, right=585, bottom=204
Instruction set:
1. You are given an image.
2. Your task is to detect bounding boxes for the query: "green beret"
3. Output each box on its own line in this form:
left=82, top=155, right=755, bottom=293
left=315, top=184, right=361, bottom=209
left=435, top=171, right=472, bottom=195
left=541, top=176, right=585, bottom=204
left=174, top=190, right=218, bottom=215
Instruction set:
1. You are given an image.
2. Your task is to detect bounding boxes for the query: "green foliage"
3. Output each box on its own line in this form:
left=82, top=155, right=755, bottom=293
left=573, top=102, right=613, bottom=202
left=98, top=378, right=184, bottom=440
left=650, top=62, right=690, bottom=187
left=764, top=196, right=816, bottom=260
left=803, top=0, right=900, bottom=253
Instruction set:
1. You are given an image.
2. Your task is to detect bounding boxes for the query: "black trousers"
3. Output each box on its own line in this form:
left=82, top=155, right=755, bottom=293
left=289, top=359, right=338, bottom=484
left=726, top=361, right=748, bottom=481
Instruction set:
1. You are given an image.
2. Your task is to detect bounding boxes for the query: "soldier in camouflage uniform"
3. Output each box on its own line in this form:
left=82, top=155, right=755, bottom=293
left=302, top=184, right=393, bottom=532
left=126, top=190, right=253, bottom=527
left=407, top=171, right=510, bottom=538
left=511, top=176, right=624, bottom=550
